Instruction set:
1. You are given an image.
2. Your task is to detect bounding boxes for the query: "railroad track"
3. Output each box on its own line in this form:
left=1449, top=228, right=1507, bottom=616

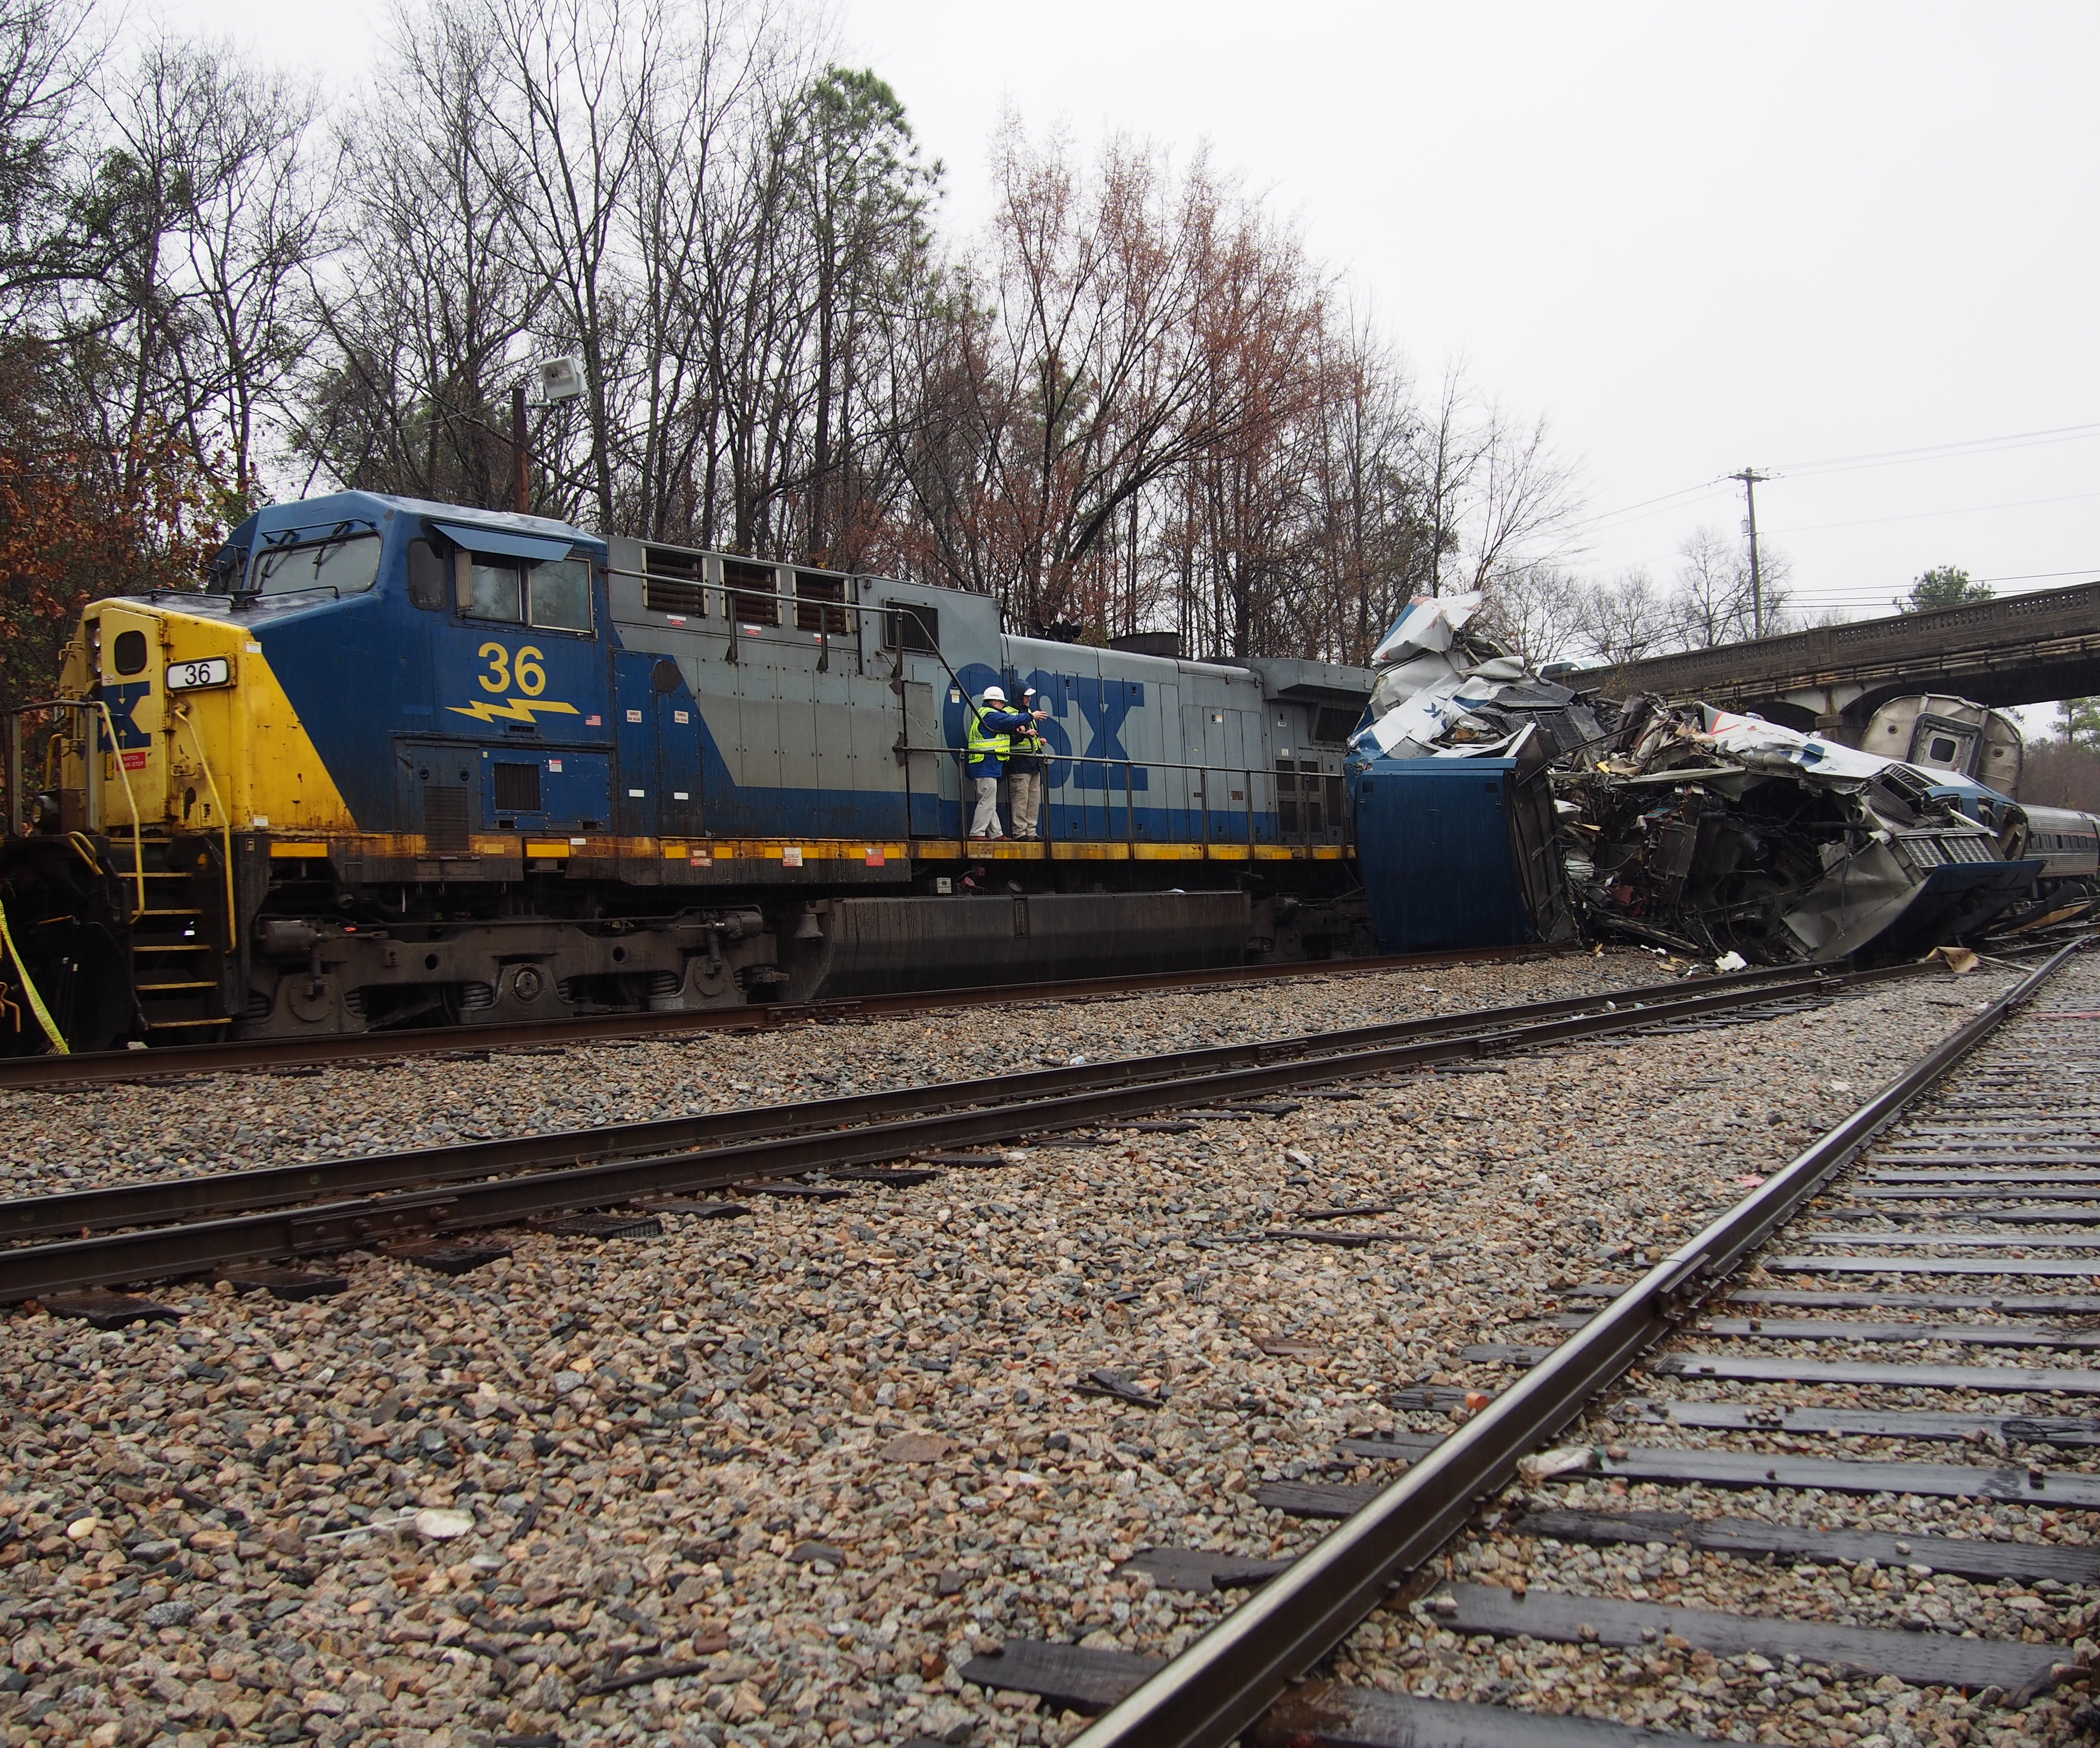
left=0, top=945, right=1561, bottom=1091
left=1, top=959, right=1895, bottom=1307
left=952, top=935, right=2100, bottom=1747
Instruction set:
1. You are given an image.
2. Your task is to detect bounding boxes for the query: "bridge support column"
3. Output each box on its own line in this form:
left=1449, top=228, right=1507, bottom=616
left=1776, top=682, right=1868, bottom=748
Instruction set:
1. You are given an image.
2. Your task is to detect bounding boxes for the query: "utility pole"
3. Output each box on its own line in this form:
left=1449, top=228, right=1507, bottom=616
left=511, top=380, right=530, bottom=513
left=1729, top=467, right=1770, bottom=637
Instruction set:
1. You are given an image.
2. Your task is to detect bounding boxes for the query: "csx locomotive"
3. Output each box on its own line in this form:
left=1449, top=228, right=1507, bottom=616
left=0, top=492, right=1377, bottom=1052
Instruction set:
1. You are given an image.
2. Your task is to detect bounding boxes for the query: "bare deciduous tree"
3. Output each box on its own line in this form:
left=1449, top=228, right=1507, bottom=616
left=1570, top=567, right=1673, bottom=666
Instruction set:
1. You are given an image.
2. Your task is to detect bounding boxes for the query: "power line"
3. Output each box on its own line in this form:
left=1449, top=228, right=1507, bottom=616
left=1563, top=479, right=1729, bottom=536
left=1572, top=420, right=2100, bottom=543
left=1762, top=487, right=2100, bottom=536
left=1770, top=420, right=2100, bottom=475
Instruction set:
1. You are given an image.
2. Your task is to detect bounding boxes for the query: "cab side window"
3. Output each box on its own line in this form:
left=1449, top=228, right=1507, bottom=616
left=461, top=559, right=523, bottom=622
left=529, top=558, right=593, bottom=633
left=407, top=539, right=448, bottom=610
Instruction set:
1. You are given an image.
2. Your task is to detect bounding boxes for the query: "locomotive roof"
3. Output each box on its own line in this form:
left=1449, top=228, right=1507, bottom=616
left=227, top=491, right=604, bottom=555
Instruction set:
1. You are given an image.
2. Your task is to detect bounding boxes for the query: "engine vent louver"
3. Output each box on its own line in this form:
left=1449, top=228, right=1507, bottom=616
left=492, top=762, right=542, bottom=812
left=424, top=786, right=470, bottom=854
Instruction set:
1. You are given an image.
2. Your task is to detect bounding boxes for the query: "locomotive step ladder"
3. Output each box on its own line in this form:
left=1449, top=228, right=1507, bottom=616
left=106, top=836, right=233, bottom=1042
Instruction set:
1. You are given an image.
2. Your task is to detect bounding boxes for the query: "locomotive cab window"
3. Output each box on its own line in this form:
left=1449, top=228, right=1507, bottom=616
left=457, top=555, right=595, bottom=634
left=529, top=558, right=593, bottom=633
left=460, top=558, right=523, bottom=623
left=111, top=629, right=148, bottom=675
left=407, top=539, right=449, bottom=610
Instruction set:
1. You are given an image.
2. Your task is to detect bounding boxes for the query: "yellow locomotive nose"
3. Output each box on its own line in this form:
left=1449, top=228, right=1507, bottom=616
left=0, top=598, right=359, bottom=1052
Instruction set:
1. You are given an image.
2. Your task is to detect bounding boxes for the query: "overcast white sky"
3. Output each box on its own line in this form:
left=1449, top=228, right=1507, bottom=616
left=145, top=0, right=2100, bottom=628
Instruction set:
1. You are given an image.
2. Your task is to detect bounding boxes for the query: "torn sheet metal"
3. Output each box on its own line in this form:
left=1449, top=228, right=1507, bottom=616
left=1560, top=697, right=2040, bottom=963
left=1357, top=592, right=1605, bottom=762
left=1346, top=594, right=2044, bottom=964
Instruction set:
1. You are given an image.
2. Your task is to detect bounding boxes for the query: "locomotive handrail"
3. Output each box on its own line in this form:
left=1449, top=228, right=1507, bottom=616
left=172, top=703, right=238, bottom=956
left=1, top=698, right=145, bottom=921
left=89, top=701, right=146, bottom=923
left=602, top=564, right=980, bottom=698
left=894, top=743, right=1351, bottom=851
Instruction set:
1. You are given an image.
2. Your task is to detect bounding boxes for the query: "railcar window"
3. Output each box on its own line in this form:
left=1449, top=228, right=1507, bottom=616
left=253, top=532, right=382, bottom=597
left=529, top=558, right=593, bottom=633
left=111, top=629, right=148, bottom=675
left=463, top=560, right=523, bottom=622
left=407, top=539, right=448, bottom=610
left=884, top=602, right=939, bottom=653
left=1928, top=736, right=1959, bottom=763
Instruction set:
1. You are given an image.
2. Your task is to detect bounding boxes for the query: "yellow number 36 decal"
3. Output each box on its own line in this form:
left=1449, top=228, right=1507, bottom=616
left=477, top=643, right=547, bottom=696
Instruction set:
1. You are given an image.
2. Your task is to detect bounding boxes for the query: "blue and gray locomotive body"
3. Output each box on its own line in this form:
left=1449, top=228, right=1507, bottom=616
left=2, top=491, right=1373, bottom=1047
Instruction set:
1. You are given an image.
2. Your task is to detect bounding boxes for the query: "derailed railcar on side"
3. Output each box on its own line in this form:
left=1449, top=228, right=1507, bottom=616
left=1863, top=694, right=2024, bottom=792
left=1344, top=594, right=2047, bottom=965
left=0, top=492, right=1374, bottom=1054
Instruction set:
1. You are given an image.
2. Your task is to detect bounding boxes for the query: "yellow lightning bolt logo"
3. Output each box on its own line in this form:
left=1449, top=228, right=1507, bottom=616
left=448, top=698, right=583, bottom=724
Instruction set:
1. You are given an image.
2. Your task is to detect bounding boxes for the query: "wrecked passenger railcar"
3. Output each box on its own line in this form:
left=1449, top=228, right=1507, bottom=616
left=1346, top=595, right=2044, bottom=964
left=1558, top=701, right=2041, bottom=963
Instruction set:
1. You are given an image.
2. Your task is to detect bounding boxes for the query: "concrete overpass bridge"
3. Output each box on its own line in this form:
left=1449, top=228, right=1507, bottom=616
left=1563, top=577, right=2100, bottom=744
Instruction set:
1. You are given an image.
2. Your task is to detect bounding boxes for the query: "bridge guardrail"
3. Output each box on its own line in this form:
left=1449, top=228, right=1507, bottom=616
left=1572, top=577, right=2100, bottom=697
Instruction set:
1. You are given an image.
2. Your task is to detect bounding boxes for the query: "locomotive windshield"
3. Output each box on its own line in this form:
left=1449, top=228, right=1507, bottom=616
left=246, top=529, right=383, bottom=598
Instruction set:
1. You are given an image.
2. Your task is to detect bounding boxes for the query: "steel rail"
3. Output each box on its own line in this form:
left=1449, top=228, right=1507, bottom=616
left=0, top=964, right=1921, bottom=1304
left=0, top=945, right=1563, bottom=1091
left=1063, top=933, right=2094, bottom=1748
left=0, top=959, right=1850, bottom=1245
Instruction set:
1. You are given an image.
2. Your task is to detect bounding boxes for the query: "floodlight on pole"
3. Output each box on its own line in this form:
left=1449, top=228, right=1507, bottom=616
left=510, top=355, right=586, bottom=512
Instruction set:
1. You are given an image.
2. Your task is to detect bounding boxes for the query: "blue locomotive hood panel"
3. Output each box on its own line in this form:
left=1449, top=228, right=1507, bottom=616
left=246, top=593, right=423, bottom=829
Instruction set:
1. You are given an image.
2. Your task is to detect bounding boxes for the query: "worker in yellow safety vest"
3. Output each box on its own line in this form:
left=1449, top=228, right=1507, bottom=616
left=1004, top=686, right=1053, bottom=840
left=965, top=686, right=1032, bottom=839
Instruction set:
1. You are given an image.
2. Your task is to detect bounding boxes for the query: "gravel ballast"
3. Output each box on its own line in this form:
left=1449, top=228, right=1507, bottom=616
left=0, top=952, right=2063, bottom=1746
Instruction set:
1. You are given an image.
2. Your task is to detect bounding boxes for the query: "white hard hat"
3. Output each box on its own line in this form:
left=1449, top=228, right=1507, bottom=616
left=981, top=685, right=1007, bottom=703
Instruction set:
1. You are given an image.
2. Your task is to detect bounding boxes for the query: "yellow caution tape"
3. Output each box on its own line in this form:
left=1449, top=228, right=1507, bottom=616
left=0, top=890, right=67, bottom=1054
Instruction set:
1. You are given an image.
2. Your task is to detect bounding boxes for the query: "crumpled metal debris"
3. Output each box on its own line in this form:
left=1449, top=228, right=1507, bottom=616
left=1349, top=598, right=2045, bottom=965
left=1557, top=696, right=2038, bottom=964
left=1359, top=592, right=1604, bottom=761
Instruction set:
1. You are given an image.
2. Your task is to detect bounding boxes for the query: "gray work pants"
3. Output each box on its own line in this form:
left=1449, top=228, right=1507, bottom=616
left=969, top=775, right=1003, bottom=838
left=1008, top=768, right=1042, bottom=839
